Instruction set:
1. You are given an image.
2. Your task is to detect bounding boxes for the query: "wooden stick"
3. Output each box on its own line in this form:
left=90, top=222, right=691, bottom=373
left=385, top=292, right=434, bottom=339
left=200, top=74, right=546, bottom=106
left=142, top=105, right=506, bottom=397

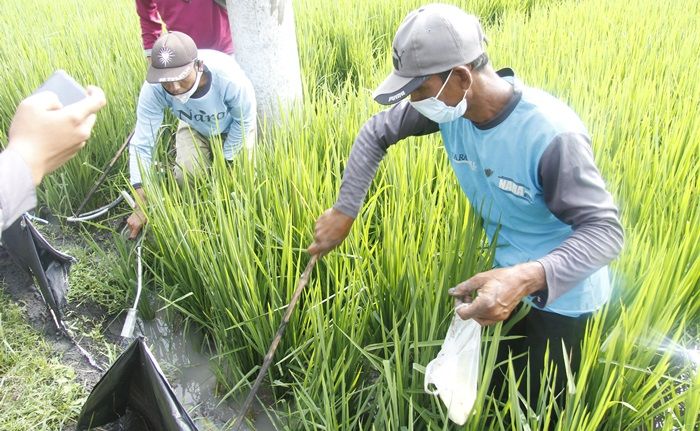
left=232, top=255, right=319, bottom=430
left=73, top=129, right=134, bottom=216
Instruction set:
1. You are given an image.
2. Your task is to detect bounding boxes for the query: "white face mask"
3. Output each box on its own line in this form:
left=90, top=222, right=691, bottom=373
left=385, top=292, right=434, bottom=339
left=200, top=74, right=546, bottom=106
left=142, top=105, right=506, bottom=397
left=172, top=69, right=202, bottom=104
left=409, top=69, right=468, bottom=124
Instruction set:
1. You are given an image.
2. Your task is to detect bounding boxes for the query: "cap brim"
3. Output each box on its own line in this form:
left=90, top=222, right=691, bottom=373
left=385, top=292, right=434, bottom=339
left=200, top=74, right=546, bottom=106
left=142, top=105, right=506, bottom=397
left=146, top=62, right=194, bottom=84
left=372, top=72, right=428, bottom=105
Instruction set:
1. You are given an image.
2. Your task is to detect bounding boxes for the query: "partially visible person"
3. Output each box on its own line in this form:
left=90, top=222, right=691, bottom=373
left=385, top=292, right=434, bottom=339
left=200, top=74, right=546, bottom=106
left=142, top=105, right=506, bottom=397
left=135, top=0, right=234, bottom=58
left=0, top=87, right=107, bottom=231
left=308, top=3, right=623, bottom=412
left=126, top=31, right=256, bottom=239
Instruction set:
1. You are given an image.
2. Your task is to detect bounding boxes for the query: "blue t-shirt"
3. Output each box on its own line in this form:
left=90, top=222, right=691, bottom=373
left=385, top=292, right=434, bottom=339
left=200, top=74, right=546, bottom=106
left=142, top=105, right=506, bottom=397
left=440, top=75, right=610, bottom=317
left=130, top=49, right=256, bottom=185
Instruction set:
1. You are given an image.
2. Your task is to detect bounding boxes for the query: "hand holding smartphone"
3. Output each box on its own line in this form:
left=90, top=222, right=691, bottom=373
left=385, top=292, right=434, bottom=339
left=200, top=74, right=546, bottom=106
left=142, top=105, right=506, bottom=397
left=33, top=69, right=88, bottom=106
left=7, top=71, right=106, bottom=185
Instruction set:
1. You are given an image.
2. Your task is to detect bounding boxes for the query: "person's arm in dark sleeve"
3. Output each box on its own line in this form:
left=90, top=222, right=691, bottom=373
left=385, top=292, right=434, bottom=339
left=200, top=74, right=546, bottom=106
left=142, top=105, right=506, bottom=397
left=0, top=149, right=36, bottom=231
left=309, top=101, right=438, bottom=256
left=333, top=100, right=439, bottom=218
left=533, top=132, right=624, bottom=306
left=135, top=0, right=163, bottom=56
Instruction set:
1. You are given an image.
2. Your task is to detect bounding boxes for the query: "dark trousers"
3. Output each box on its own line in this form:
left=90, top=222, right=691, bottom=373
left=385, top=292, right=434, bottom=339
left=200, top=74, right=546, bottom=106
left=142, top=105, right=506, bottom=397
left=489, top=304, right=592, bottom=410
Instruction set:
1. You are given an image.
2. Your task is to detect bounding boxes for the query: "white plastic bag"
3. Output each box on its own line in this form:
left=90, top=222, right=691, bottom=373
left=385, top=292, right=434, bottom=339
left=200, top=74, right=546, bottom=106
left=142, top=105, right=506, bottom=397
left=424, top=313, right=481, bottom=425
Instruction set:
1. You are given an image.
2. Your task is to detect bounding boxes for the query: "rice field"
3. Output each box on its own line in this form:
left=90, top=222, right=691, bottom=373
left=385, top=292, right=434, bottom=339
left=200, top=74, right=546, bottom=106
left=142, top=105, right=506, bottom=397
left=0, top=0, right=698, bottom=430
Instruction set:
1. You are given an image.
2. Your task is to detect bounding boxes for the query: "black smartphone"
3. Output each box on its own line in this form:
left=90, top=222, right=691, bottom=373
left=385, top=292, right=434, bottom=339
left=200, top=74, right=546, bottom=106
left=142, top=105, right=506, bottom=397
left=33, top=70, right=87, bottom=106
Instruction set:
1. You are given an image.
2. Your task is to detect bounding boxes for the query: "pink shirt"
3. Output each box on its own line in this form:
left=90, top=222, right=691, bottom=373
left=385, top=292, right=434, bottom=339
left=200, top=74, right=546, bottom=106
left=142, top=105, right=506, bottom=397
left=135, top=0, right=234, bottom=55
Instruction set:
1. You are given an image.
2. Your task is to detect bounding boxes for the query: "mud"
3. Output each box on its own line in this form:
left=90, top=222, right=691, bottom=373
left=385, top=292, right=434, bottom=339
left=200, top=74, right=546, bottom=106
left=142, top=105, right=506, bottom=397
left=0, top=220, right=277, bottom=431
left=0, top=241, right=108, bottom=431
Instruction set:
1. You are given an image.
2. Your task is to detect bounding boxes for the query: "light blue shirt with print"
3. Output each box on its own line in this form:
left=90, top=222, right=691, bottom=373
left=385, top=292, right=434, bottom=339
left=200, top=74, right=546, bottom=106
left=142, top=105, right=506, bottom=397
left=129, top=49, right=256, bottom=185
left=439, top=76, right=610, bottom=317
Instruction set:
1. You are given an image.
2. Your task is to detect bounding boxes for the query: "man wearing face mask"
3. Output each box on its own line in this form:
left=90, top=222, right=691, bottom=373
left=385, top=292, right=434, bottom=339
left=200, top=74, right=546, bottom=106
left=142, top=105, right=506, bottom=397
left=308, top=3, right=623, bottom=407
left=127, top=31, right=256, bottom=239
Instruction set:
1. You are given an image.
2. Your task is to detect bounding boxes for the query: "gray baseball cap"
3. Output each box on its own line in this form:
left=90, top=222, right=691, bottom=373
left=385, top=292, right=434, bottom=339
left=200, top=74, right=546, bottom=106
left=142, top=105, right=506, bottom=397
left=373, top=4, right=487, bottom=105
left=146, top=32, right=198, bottom=84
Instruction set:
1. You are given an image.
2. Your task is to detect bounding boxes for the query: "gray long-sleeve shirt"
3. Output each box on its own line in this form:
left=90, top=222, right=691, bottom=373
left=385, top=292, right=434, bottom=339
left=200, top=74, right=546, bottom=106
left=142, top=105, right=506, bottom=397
left=333, top=83, right=623, bottom=307
left=0, top=149, right=36, bottom=231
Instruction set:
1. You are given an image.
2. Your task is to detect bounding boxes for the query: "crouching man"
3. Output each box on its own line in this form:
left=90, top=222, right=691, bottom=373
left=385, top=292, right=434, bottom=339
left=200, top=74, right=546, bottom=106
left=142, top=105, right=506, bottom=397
left=127, top=31, right=256, bottom=239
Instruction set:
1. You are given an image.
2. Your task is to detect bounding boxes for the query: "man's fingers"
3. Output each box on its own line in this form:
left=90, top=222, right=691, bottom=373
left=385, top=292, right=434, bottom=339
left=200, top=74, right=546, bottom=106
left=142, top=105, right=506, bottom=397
left=448, top=275, right=484, bottom=297
left=84, top=86, right=107, bottom=110
left=127, top=213, right=145, bottom=240
left=128, top=225, right=139, bottom=240
left=63, top=86, right=107, bottom=121
left=129, top=225, right=142, bottom=240
left=455, top=297, right=486, bottom=320
left=455, top=301, right=479, bottom=320
left=474, top=318, right=497, bottom=327
left=456, top=303, right=474, bottom=320
left=307, top=241, right=320, bottom=256
left=82, top=113, right=98, bottom=130
left=75, top=113, right=99, bottom=142
left=23, top=90, right=63, bottom=111
left=453, top=295, right=472, bottom=309
left=307, top=240, right=333, bottom=257
left=309, top=208, right=353, bottom=257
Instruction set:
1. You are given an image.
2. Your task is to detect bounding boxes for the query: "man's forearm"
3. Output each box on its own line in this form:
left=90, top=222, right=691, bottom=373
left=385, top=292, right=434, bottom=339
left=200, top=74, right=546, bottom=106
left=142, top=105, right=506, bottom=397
left=536, top=222, right=623, bottom=305
left=535, top=132, right=624, bottom=305
left=334, top=101, right=439, bottom=217
left=333, top=135, right=387, bottom=218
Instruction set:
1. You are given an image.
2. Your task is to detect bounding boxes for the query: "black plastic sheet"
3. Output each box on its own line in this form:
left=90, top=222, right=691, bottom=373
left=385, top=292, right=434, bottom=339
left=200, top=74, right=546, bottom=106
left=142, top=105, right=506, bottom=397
left=1, top=215, right=74, bottom=328
left=77, top=337, right=199, bottom=431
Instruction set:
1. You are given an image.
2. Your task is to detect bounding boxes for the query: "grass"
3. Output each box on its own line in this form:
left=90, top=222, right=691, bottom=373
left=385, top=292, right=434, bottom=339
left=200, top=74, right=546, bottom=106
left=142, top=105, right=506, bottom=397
left=0, top=0, right=144, bottom=213
left=145, top=0, right=700, bottom=428
left=0, top=291, right=86, bottom=431
left=0, top=0, right=698, bottom=429
left=64, top=234, right=133, bottom=315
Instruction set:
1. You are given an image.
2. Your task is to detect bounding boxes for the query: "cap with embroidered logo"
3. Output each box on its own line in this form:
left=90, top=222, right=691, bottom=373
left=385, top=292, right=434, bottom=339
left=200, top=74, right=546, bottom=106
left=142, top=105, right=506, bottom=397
left=146, top=31, right=198, bottom=84
left=373, top=3, right=487, bottom=105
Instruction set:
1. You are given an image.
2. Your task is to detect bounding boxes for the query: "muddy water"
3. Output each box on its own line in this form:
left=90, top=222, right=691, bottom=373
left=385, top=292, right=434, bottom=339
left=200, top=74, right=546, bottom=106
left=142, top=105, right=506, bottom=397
left=108, top=311, right=278, bottom=431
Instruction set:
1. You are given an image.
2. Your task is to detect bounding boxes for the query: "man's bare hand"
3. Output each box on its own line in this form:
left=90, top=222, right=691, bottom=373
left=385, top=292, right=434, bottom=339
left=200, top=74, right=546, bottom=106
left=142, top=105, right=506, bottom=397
left=126, top=187, right=147, bottom=240
left=126, top=210, right=146, bottom=240
left=307, top=208, right=354, bottom=256
left=449, top=262, right=546, bottom=326
left=8, top=86, right=107, bottom=185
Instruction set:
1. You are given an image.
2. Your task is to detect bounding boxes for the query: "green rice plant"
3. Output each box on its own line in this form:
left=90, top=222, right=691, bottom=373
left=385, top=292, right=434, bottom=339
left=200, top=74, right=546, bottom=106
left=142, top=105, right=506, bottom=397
left=116, top=0, right=700, bottom=427
left=0, top=0, right=698, bottom=428
left=151, top=0, right=700, bottom=428
left=297, top=0, right=563, bottom=97
left=0, top=292, right=86, bottom=430
left=0, top=0, right=144, bottom=214
left=139, top=79, right=500, bottom=428
left=490, top=0, right=700, bottom=428
left=69, top=221, right=159, bottom=320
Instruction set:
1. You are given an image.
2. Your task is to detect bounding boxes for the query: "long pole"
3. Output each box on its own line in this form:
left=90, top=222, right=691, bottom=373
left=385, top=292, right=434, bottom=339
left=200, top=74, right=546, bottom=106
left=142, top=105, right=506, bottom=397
left=232, top=255, right=319, bottom=430
left=73, top=129, right=134, bottom=216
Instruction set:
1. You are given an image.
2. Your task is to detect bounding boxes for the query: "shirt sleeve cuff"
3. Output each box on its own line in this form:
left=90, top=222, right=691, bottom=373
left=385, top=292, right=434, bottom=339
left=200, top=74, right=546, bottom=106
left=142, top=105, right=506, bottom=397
left=0, top=149, right=37, bottom=229
left=332, top=202, right=358, bottom=219
left=533, top=257, right=556, bottom=306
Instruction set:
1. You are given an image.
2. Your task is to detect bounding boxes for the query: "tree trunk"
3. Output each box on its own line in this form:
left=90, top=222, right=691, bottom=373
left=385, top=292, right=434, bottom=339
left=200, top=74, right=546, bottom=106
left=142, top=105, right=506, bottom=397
left=225, top=0, right=303, bottom=124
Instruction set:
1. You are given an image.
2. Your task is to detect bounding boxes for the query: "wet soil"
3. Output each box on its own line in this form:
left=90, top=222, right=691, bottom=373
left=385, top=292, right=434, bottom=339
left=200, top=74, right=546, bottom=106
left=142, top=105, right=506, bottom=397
left=0, top=241, right=108, bottom=430
left=0, top=219, right=275, bottom=430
